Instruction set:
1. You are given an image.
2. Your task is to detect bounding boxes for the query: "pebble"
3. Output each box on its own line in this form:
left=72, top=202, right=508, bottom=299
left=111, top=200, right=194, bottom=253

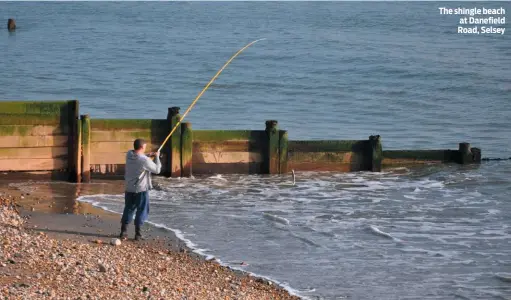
left=98, top=264, right=107, bottom=272
left=110, top=238, right=121, bottom=246
left=0, top=196, right=298, bottom=300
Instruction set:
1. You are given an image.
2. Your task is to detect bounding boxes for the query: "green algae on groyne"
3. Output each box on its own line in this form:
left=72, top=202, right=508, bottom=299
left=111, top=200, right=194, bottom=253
left=0, top=100, right=482, bottom=182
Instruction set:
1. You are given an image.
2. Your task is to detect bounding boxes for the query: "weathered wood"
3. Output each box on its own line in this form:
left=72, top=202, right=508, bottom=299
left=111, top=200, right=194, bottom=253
left=91, top=130, right=157, bottom=142
left=192, top=152, right=262, bottom=164
left=193, top=130, right=265, bottom=142
left=0, top=147, right=68, bottom=159
left=369, top=135, right=382, bottom=172
left=0, top=125, right=68, bottom=136
left=90, top=152, right=167, bottom=165
left=193, top=140, right=261, bottom=153
left=287, top=161, right=351, bottom=172
left=0, top=100, right=73, bottom=115
left=0, top=114, right=63, bottom=125
left=68, top=100, right=79, bottom=182
left=75, top=119, right=82, bottom=183
left=81, top=115, right=91, bottom=183
left=0, top=135, right=68, bottom=148
left=90, top=119, right=166, bottom=130
left=288, top=140, right=366, bottom=153
left=181, top=122, right=192, bottom=177
left=288, top=151, right=353, bottom=163
left=471, top=147, right=482, bottom=163
left=279, top=130, right=288, bottom=174
left=265, top=120, right=279, bottom=174
left=382, top=158, right=442, bottom=167
left=458, top=142, right=472, bottom=164
left=167, top=107, right=181, bottom=178
left=90, top=153, right=126, bottom=165
left=383, top=150, right=455, bottom=162
left=193, top=162, right=263, bottom=174
left=0, top=158, right=67, bottom=171
left=90, top=141, right=160, bottom=153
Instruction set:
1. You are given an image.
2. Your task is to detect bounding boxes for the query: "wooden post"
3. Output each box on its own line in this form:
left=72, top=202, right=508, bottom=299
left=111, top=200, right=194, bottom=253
left=369, top=135, right=382, bottom=172
left=471, top=147, right=482, bottom=163
left=81, top=115, right=91, bottom=182
left=166, top=107, right=181, bottom=177
left=181, top=122, right=193, bottom=177
left=458, top=142, right=473, bottom=164
left=265, top=120, right=279, bottom=174
left=279, top=130, right=288, bottom=174
left=68, top=100, right=79, bottom=182
left=75, top=118, right=82, bottom=183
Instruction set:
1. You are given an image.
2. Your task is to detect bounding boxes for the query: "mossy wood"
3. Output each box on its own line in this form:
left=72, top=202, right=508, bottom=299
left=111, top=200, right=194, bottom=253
left=0, top=100, right=77, bottom=175
left=181, top=122, right=193, bottom=177
left=0, top=101, right=483, bottom=178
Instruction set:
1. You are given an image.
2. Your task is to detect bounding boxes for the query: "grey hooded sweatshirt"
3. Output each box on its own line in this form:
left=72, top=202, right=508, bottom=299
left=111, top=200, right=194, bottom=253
left=124, top=150, right=162, bottom=193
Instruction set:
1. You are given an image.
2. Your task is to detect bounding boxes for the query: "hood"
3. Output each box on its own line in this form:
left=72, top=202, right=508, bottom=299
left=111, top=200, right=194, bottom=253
left=127, top=150, right=141, bottom=160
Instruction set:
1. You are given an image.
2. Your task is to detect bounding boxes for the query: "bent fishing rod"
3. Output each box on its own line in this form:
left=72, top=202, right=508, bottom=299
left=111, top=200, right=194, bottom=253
left=138, top=38, right=266, bottom=181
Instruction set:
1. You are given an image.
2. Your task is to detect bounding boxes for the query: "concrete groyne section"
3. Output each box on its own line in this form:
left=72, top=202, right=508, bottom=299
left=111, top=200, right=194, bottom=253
left=0, top=100, right=482, bottom=182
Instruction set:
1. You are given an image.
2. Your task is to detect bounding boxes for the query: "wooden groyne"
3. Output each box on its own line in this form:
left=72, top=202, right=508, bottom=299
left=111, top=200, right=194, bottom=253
left=0, top=100, right=482, bottom=182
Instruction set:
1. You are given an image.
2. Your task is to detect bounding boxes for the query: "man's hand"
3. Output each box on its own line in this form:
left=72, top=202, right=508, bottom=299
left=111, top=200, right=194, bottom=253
left=148, top=151, right=161, bottom=158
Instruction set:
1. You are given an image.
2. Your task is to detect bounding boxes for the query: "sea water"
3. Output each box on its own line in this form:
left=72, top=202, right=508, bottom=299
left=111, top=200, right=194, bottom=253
left=2, top=2, right=511, bottom=299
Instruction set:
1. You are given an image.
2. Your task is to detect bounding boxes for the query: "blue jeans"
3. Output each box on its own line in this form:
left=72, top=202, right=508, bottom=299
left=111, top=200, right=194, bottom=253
left=121, top=191, right=149, bottom=227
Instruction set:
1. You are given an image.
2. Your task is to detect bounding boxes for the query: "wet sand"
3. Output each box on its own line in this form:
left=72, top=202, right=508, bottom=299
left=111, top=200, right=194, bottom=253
left=0, top=172, right=300, bottom=299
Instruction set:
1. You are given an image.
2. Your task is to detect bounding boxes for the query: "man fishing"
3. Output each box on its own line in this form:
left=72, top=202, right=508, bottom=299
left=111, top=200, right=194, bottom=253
left=119, top=138, right=161, bottom=241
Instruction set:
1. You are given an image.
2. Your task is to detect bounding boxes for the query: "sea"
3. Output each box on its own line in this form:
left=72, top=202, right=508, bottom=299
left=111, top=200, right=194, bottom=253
left=2, top=1, right=511, bottom=299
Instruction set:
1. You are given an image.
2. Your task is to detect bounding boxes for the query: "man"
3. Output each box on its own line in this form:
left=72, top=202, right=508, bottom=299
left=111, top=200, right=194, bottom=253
left=120, top=138, right=161, bottom=240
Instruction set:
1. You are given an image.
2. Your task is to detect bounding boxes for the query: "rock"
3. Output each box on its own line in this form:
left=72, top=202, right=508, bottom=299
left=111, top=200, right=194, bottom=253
left=143, top=286, right=149, bottom=292
left=98, top=264, right=107, bottom=272
left=110, top=238, right=121, bottom=246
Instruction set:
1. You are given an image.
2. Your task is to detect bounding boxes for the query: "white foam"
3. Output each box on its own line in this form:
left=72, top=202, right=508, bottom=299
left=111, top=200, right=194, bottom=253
left=368, top=225, right=402, bottom=242
left=76, top=195, right=308, bottom=299
left=263, top=212, right=290, bottom=225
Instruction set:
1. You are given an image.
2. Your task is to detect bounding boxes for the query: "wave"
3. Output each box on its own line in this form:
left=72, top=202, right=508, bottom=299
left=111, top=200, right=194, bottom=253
left=494, top=273, right=511, bottom=283
left=77, top=195, right=308, bottom=299
left=263, top=212, right=290, bottom=225
left=368, top=225, right=402, bottom=243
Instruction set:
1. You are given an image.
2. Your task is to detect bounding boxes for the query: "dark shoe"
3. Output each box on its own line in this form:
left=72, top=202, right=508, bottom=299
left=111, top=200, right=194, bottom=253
left=119, top=223, right=128, bottom=240
left=135, top=226, right=145, bottom=241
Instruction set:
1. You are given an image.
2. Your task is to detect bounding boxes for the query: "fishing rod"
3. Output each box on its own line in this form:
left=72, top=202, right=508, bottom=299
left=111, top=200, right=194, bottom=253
left=138, top=38, right=266, bottom=181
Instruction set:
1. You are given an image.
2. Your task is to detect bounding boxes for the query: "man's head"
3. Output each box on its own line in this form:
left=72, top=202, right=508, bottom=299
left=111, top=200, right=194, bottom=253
left=133, top=138, right=147, bottom=153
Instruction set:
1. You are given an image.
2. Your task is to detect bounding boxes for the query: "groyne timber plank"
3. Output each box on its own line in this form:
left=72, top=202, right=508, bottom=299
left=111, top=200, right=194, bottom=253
left=0, top=158, right=67, bottom=171
left=192, top=152, right=262, bottom=164
left=90, top=119, right=167, bottom=130
left=91, top=130, right=161, bottom=142
left=192, top=162, right=263, bottom=174
left=0, top=101, right=72, bottom=115
left=192, top=140, right=262, bottom=152
left=0, top=147, right=68, bottom=159
left=90, top=141, right=162, bottom=153
left=90, top=152, right=168, bottom=165
left=0, top=135, right=68, bottom=148
left=288, top=140, right=366, bottom=153
left=193, top=130, right=265, bottom=142
left=0, top=125, right=68, bottom=136
left=287, top=162, right=351, bottom=172
left=288, top=151, right=354, bottom=163
left=0, top=114, right=62, bottom=125
left=382, top=150, right=452, bottom=161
